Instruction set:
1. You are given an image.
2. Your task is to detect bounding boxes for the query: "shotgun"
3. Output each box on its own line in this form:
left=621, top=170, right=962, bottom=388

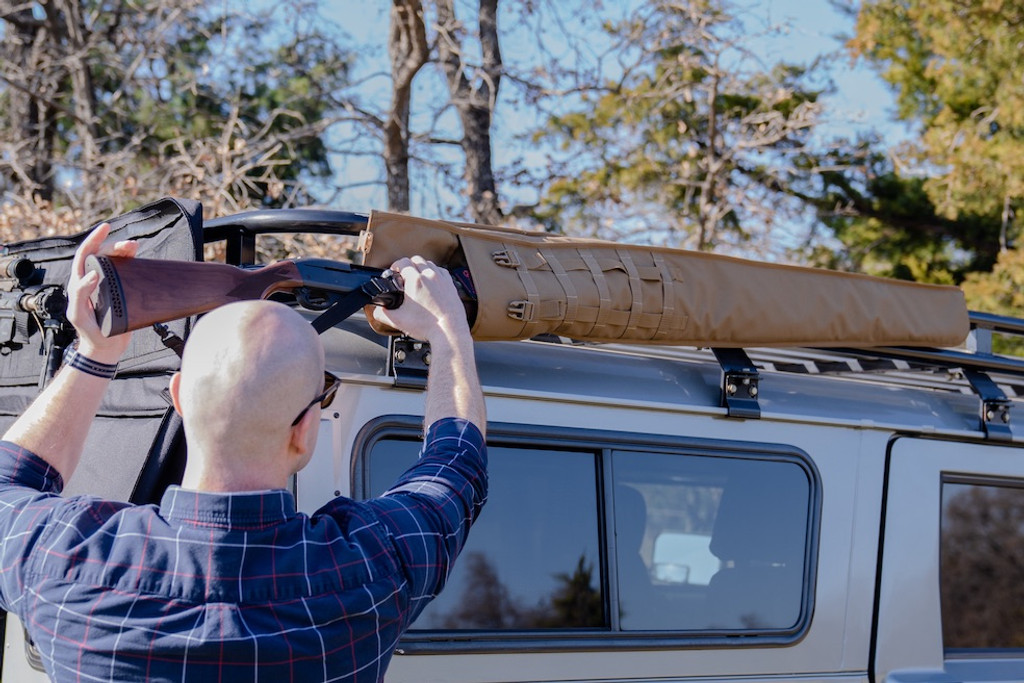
left=84, top=255, right=422, bottom=337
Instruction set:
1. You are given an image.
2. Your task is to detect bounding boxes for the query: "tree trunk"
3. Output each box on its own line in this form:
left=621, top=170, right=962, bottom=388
left=698, top=69, right=720, bottom=251
left=51, top=0, right=100, bottom=174
left=435, top=0, right=503, bottom=225
left=0, top=6, right=57, bottom=200
left=385, top=0, right=429, bottom=213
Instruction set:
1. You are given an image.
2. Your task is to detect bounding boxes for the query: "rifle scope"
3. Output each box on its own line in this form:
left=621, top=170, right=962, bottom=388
left=0, top=256, right=35, bottom=283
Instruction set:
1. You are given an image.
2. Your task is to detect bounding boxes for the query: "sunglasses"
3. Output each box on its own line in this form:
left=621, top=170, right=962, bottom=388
left=291, top=371, right=340, bottom=426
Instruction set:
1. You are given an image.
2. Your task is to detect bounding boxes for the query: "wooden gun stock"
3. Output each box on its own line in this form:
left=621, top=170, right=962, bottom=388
left=85, top=256, right=306, bottom=336
left=85, top=255, right=478, bottom=338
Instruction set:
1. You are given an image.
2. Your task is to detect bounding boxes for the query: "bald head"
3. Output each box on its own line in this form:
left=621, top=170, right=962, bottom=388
left=175, top=300, right=324, bottom=482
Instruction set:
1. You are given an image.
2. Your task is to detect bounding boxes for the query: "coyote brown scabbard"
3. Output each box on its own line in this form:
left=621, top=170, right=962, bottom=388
left=359, top=211, right=970, bottom=348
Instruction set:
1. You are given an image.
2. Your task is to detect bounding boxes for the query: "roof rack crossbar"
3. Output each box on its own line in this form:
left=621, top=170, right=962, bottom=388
left=968, top=310, right=1024, bottom=338
left=812, top=310, right=1024, bottom=439
left=811, top=346, right=1019, bottom=438
left=203, top=209, right=369, bottom=238
left=820, top=345, right=1024, bottom=378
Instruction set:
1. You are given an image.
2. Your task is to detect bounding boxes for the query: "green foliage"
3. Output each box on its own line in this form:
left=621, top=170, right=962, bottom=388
left=961, top=247, right=1024, bottom=354
left=962, top=248, right=1024, bottom=315
left=850, top=0, right=1023, bottom=246
left=805, top=145, right=1002, bottom=282
left=127, top=3, right=350, bottom=204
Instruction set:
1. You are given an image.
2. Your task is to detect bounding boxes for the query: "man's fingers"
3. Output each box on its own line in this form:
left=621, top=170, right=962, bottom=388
left=371, top=305, right=396, bottom=329
left=110, top=240, right=139, bottom=258
left=79, top=270, right=99, bottom=292
left=72, top=223, right=111, bottom=278
left=72, top=226, right=139, bottom=280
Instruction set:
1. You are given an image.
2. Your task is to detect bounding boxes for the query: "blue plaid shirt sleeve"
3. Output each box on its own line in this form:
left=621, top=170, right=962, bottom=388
left=0, top=441, right=68, bottom=613
left=0, top=419, right=484, bottom=681
left=361, top=418, right=487, bottom=623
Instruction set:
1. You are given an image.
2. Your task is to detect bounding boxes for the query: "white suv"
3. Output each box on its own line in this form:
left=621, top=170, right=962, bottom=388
left=3, top=208, right=1023, bottom=683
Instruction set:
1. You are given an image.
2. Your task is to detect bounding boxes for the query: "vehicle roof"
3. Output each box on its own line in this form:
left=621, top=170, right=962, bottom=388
left=320, top=314, right=1020, bottom=441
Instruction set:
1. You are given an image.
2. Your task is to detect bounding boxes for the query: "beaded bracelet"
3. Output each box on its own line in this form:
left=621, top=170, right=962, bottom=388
left=64, top=347, right=118, bottom=379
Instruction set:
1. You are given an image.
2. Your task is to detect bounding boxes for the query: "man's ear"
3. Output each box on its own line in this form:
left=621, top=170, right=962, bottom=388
left=287, top=407, right=319, bottom=464
left=168, top=372, right=184, bottom=417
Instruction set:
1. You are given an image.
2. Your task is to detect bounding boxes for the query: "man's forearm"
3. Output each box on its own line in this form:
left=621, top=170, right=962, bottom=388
left=2, top=364, right=113, bottom=483
left=7, top=223, right=139, bottom=483
left=369, top=256, right=486, bottom=435
left=424, top=330, right=486, bottom=435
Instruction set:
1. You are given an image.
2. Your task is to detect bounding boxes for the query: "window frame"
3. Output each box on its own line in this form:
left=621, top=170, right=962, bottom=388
left=352, top=416, right=821, bottom=653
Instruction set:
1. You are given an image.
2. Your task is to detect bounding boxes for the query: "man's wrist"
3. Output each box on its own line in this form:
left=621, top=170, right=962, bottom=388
left=73, top=338, right=124, bottom=366
left=424, top=316, right=473, bottom=347
left=64, top=346, right=119, bottom=379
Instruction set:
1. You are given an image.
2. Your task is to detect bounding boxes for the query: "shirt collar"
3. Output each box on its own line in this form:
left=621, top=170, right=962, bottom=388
left=159, top=485, right=297, bottom=529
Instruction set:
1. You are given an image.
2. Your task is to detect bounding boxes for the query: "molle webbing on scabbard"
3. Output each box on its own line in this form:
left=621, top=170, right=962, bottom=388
left=359, top=211, right=971, bottom=348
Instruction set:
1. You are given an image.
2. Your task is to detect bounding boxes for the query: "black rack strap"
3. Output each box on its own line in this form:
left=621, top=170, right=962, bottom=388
left=310, top=272, right=404, bottom=335
left=310, top=289, right=377, bottom=334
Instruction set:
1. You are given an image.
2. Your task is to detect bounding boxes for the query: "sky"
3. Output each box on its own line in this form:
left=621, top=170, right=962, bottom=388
left=322, top=0, right=910, bottom=218
left=748, top=0, right=909, bottom=141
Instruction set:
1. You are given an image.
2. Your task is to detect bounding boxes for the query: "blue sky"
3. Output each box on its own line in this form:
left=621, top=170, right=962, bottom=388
left=323, top=1, right=909, bottom=217
left=749, top=0, right=908, bottom=142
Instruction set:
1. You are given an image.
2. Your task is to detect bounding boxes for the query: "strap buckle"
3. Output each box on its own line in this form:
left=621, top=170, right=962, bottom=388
left=492, top=249, right=521, bottom=268
left=507, top=300, right=534, bottom=321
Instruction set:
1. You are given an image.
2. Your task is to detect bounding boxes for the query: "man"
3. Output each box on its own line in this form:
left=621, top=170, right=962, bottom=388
left=0, top=223, right=487, bottom=681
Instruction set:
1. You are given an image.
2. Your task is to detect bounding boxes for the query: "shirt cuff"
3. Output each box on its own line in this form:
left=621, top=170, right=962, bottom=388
left=424, top=417, right=485, bottom=448
left=0, top=441, right=65, bottom=494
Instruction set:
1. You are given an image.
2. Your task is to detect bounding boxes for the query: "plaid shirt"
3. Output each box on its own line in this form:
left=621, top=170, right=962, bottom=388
left=0, top=417, right=486, bottom=682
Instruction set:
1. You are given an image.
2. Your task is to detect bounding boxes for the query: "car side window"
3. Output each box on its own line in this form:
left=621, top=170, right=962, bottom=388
left=612, top=451, right=811, bottom=631
left=362, top=428, right=816, bottom=641
left=941, top=480, right=1024, bottom=651
left=367, top=439, right=603, bottom=629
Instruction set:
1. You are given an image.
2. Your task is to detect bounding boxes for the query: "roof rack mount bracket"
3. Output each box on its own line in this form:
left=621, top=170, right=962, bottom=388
left=388, top=336, right=430, bottom=390
left=712, top=348, right=761, bottom=419
left=963, top=368, right=1012, bottom=441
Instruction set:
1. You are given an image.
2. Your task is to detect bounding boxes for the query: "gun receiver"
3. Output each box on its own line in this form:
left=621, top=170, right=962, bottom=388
left=85, top=256, right=406, bottom=337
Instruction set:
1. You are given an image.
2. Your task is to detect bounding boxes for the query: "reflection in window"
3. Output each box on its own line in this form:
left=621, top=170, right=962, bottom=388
left=365, top=435, right=813, bottom=635
left=613, top=452, right=810, bottom=631
left=941, top=482, right=1024, bottom=650
left=367, top=440, right=603, bottom=630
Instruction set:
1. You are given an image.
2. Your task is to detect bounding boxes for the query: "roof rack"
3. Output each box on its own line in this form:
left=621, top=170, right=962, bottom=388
left=204, top=210, right=368, bottom=265
left=198, top=210, right=1023, bottom=440
left=820, top=311, right=1024, bottom=378
left=704, top=311, right=1023, bottom=439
